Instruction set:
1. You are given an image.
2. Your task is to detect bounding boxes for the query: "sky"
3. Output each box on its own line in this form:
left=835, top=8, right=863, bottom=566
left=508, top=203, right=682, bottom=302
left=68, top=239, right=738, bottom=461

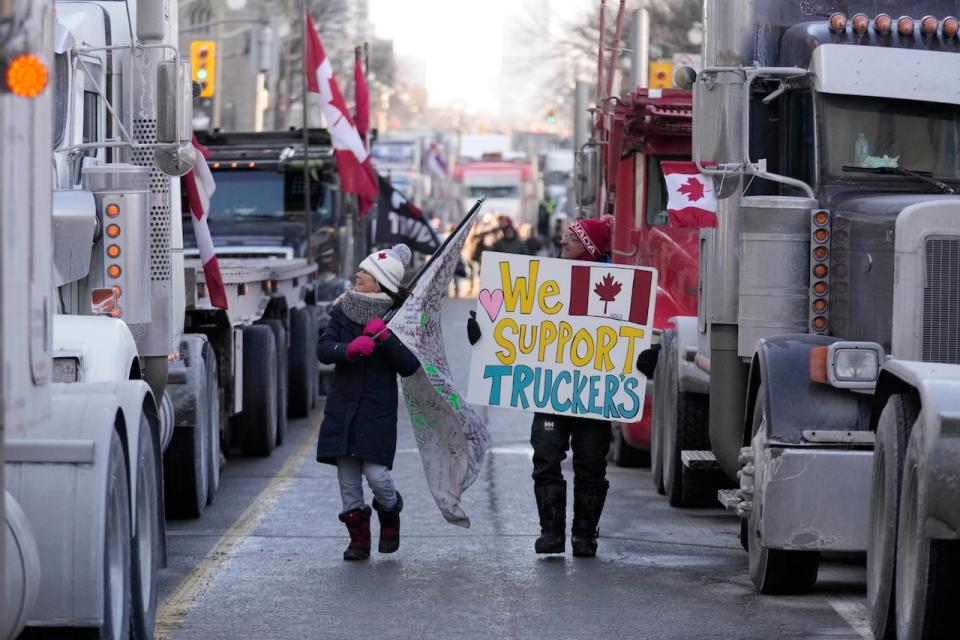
left=368, top=0, right=510, bottom=114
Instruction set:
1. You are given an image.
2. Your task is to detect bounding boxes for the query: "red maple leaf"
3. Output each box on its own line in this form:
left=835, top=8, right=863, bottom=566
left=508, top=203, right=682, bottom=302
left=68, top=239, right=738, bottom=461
left=378, top=252, right=387, bottom=260
left=593, top=273, right=622, bottom=314
left=678, top=177, right=705, bottom=202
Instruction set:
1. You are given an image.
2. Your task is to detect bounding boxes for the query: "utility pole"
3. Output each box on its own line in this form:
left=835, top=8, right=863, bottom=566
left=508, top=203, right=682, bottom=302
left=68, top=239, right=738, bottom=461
left=302, top=1, right=313, bottom=264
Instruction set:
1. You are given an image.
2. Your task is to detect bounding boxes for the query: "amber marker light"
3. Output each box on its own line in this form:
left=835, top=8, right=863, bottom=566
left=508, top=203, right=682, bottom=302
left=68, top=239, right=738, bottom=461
left=943, top=17, right=959, bottom=38
left=829, top=12, right=848, bottom=33
left=813, top=299, right=828, bottom=313
left=875, top=13, right=893, bottom=34
left=106, top=203, right=120, bottom=218
left=814, top=246, right=829, bottom=260
left=212, top=162, right=221, bottom=169
left=6, top=53, right=48, bottom=98
left=107, top=265, right=122, bottom=278
left=813, top=282, right=828, bottom=295
left=814, top=228, right=829, bottom=243
left=898, top=16, right=915, bottom=36
left=106, top=224, right=121, bottom=238
left=248, top=161, right=256, bottom=168
left=812, top=316, right=828, bottom=332
left=814, top=211, right=829, bottom=225
left=921, top=16, right=939, bottom=36
left=814, top=264, right=828, bottom=278
left=106, top=244, right=121, bottom=258
left=852, top=13, right=869, bottom=34
left=809, top=345, right=829, bottom=382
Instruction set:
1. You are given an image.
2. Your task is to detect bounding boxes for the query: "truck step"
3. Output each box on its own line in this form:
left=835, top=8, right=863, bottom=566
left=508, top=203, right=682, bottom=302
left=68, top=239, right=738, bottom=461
left=681, top=449, right=719, bottom=470
left=717, top=489, right=741, bottom=511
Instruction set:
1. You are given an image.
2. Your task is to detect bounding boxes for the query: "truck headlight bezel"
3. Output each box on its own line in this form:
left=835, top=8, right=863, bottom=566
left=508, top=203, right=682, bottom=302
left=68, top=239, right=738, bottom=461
left=826, top=341, right=884, bottom=388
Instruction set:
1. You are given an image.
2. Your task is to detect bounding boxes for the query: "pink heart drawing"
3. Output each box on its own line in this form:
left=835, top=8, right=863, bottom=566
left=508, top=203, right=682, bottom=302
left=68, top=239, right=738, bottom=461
left=478, top=288, right=504, bottom=322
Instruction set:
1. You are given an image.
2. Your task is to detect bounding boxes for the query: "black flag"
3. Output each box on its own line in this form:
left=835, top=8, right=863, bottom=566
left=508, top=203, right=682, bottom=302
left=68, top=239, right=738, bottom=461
left=372, top=174, right=441, bottom=255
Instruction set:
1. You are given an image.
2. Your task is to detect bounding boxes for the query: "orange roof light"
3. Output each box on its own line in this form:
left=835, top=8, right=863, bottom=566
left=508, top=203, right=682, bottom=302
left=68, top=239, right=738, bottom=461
left=6, top=53, right=48, bottom=98
left=829, top=12, right=847, bottom=33
left=851, top=13, right=870, bottom=34
left=106, top=224, right=121, bottom=238
left=921, top=16, right=939, bottom=36
left=875, top=13, right=893, bottom=34
left=943, top=16, right=959, bottom=38
left=106, top=203, right=120, bottom=218
left=898, top=16, right=915, bottom=36
left=106, top=244, right=121, bottom=258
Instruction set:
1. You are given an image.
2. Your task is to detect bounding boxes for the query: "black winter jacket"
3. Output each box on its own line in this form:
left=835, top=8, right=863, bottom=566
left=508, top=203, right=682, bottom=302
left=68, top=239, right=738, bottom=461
left=316, top=305, right=420, bottom=468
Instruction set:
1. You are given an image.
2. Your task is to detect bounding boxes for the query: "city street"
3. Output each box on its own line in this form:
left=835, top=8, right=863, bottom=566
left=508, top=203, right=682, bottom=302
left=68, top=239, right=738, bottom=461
left=156, top=299, right=871, bottom=640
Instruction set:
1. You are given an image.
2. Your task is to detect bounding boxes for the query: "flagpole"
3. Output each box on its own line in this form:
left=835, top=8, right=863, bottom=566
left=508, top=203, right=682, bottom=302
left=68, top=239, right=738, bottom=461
left=401, top=197, right=485, bottom=296
left=302, top=2, right=313, bottom=265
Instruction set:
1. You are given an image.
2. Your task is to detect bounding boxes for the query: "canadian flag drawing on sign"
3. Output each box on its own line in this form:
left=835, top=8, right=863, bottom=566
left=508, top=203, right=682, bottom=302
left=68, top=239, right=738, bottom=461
left=661, top=161, right=717, bottom=228
left=569, top=265, right=653, bottom=324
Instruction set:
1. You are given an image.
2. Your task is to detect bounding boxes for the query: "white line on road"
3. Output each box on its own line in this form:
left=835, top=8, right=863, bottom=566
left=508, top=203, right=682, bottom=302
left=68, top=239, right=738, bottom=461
left=827, top=596, right=874, bottom=639
left=155, top=417, right=321, bottom=639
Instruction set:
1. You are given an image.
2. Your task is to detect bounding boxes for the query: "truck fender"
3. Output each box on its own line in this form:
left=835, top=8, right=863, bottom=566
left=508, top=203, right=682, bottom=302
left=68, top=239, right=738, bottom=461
left=168, top=334, right=211, bottom=431
left=52, top=315, right=140, bottom=383
left=5, top=390, right=124, bottom=626
left=745, top=335, right=870, bottom=445
left=871, top=361, right=960, bottom=539
left=669, top=316, right=709, bottom=395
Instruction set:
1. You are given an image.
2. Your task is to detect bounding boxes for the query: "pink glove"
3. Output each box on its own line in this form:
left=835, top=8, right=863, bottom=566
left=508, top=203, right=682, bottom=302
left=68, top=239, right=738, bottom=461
left=363, top=318, right=391, bottom=343
left=345, top=336, right=376, bottom=361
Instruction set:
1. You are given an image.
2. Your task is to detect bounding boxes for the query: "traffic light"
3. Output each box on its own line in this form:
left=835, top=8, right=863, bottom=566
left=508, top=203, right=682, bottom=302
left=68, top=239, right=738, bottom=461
left=545, top=108, right=557, bottom=125
left=191, top=40, right=216, bottom=98
left=649, top=61, right=674, bottom=89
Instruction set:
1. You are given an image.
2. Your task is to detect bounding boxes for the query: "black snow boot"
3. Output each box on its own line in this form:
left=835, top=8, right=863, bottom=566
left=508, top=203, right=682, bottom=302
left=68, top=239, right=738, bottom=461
left=571, top=485, right=608, bottom=558
left=339, top=506, right=372, bottom=561
left=534, top=484, right=566, bottom=554
left=372, top=492, right=403, bottom=554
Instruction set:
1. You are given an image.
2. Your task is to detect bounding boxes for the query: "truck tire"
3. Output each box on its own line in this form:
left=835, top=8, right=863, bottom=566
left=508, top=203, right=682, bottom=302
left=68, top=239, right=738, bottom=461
left=163, top=354, right=210, bottom=520
left=747, top=384, right=820, bottom=594
left=259, top=319, right=288, bottom=446
left=203, top=341, right=221, bottom=505
left=239, top=325, right=278, bottom=456
left=101, top=432, right=132, bottom=640
left=609, top=423, right=649, bottom=467
left=867, top=394, right=916, bottom=640
left=895, top=434, right=960, bottom=639
left=662, top=347, right=710, bottom=508
left=132, top=415, right=161, bottom=640
left=288, top=307, right=314, bottom=418
left=651, top=330, right=676, bottom=494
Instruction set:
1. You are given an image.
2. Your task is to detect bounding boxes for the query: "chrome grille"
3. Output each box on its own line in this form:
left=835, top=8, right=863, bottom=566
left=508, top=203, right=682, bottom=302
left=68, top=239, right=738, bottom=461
left=131, top=119, right=171, bottom=281
left=922, top=237, right=960, bottom=364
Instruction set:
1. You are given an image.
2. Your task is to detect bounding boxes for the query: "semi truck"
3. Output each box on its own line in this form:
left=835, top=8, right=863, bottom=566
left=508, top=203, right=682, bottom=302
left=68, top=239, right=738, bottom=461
left=659, top=1, right=960, bottom=637
left=3, top=0, right=165, bottom=637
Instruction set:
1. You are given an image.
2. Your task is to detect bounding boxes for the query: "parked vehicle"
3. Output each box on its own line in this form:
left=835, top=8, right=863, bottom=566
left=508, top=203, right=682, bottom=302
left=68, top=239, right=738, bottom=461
left=663, top=4, right=960, bottom=637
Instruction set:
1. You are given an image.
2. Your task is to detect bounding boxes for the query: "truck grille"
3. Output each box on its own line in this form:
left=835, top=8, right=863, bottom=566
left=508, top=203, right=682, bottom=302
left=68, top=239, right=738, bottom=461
left=922, top=237, right=960, bottom=364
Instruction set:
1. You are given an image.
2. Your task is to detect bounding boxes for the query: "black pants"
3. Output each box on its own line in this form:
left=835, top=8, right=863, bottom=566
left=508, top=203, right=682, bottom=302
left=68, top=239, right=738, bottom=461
left=530, top=413, right=610, bottom=491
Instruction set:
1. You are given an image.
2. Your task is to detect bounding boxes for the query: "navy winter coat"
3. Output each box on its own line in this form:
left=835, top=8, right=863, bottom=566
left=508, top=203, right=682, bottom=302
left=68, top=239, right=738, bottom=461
left=316, top=305, right=420, bottom=469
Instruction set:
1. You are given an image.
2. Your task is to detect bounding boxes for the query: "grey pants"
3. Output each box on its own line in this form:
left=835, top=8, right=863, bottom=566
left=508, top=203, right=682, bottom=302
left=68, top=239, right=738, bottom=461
left=337, top=456, right=397, bottom=512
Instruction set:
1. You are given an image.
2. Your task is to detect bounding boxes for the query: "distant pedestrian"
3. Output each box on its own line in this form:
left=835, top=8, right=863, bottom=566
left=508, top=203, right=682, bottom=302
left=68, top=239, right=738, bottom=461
left=490, top=218, right=528, bottom=255
left=316, top=244, right=420, bottom=561
left=466, top=215, right=616, bottom=558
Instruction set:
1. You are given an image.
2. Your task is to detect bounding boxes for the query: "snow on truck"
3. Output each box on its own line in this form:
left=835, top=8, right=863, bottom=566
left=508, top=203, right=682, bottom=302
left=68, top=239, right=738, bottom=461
left=653, top=1, right=960, bottom=636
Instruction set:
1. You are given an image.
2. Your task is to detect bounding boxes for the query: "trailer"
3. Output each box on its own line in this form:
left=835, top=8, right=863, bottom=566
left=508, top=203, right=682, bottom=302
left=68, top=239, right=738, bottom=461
left=660, top=2, right=960, bottom=636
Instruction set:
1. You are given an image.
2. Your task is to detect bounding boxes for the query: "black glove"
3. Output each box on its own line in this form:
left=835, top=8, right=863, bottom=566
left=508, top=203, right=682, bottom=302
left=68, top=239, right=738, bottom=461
left=636, top=343, right=661, bottom=378
left=467, top=311, right=481, bottom=345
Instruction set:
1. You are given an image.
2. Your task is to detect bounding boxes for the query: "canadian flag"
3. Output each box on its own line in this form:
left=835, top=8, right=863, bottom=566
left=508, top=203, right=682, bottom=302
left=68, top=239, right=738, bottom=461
left=568, top=265, right=654, bottom=324
left=661, top=161, right=717, bottom=228
left=183, top=136, right=228, bottom=309
left=304, top=11, right=378, bottom=216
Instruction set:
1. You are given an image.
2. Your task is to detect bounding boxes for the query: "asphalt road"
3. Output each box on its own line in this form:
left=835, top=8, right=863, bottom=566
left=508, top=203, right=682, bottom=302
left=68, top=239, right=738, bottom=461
left=156, top=298, right=871, bottom=640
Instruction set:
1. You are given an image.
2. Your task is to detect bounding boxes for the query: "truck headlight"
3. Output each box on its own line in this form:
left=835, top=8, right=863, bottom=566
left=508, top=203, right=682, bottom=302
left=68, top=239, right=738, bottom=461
left=827, top=342, right=884, bottom=388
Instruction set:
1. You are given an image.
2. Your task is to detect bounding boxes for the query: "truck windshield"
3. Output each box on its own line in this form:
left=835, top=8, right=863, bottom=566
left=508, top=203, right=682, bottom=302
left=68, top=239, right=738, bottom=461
left=468, top=185, right=519, bottom=198
left=208, top=171, right=284, bottom=219
left=821, top=94, right=960, bottom=182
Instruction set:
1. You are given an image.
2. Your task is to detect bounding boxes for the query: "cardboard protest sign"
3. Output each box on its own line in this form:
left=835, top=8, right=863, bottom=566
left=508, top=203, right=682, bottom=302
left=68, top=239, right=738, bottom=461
left=467, top=252, right=657, bottom=421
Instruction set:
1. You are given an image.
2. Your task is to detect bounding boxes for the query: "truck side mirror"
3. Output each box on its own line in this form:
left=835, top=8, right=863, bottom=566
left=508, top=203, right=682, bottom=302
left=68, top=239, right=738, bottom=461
left=156, top=61, right=196, bottom=176
left=576, top=144, right=599, bottom=207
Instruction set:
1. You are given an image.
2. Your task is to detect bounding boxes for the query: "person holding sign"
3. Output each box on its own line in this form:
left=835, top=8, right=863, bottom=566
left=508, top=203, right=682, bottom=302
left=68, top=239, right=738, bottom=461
left=316, top=244, right=421, bottom=561
left=467, top=214, right=620, bottom=558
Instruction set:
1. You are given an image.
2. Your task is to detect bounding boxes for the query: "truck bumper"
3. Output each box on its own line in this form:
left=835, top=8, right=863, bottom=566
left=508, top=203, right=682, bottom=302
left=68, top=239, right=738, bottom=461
left=760, top=446, right=873, bottom=553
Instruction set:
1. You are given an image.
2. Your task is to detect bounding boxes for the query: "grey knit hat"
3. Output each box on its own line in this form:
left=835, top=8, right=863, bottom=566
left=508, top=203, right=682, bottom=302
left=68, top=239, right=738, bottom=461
left=359, top=244, right=412, bottom=293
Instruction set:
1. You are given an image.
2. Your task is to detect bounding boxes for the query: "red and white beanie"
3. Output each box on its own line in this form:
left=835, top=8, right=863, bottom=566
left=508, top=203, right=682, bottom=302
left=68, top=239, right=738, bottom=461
left=359, top=243, right=412, bottom=293
left=568, top=214, right=614, bottom=260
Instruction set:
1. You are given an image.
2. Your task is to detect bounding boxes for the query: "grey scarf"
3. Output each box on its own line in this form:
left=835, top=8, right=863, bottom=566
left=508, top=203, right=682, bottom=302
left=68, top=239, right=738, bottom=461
left=338, top=289, right=393, bottom=325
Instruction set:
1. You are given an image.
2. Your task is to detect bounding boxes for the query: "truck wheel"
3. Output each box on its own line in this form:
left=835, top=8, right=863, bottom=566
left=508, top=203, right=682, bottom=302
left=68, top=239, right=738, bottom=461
left=102, top=432, right=133, bottom=640
left=163, top=356, right=210, bottom=520
left=288, top=307, right=314, bottom=418
left=895, top=435, right=960, bottom=639
left=867, top=394, right=916, bottom=640
left=203, top=341, right=221, bottom=505
left=747, top=384, right=820, bottom=594
left=663, top=385, right=710, bottom=507
left=259, top=319, right=288, bottom=446
left=610, top=423, right=649, bottom=467
left=239, top=325, right=278, bottom=456
left=131, top=415, right=161, bottom=640
left=650, top=330, right=676, bottom=494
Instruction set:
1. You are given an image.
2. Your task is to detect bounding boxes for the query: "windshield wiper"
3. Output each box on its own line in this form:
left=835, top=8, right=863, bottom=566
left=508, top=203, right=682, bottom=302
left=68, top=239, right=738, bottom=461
left=842, top=165, right=956, bottom=194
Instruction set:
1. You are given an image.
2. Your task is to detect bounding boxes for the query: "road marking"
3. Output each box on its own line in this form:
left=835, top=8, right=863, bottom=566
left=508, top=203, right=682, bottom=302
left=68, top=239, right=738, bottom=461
left=826, top=596, right=874, bottom=639
left=155, top=417, right=320, bottom=639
